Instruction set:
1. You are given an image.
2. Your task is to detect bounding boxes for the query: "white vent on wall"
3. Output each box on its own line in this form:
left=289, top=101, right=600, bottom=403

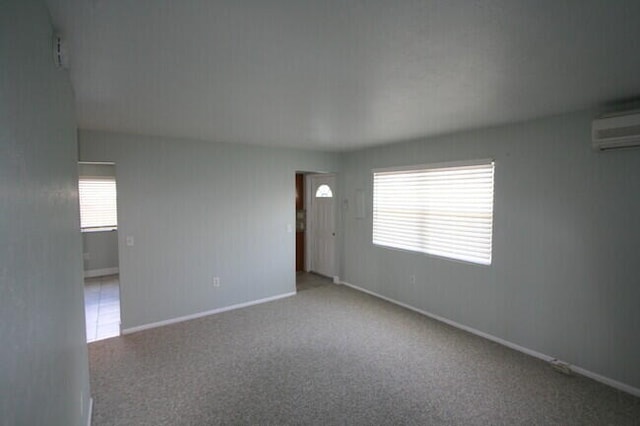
left=592, top=110, right=640, bottom=151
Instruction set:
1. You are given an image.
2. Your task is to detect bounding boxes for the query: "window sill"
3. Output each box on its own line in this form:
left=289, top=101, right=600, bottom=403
left=81, top=227, right=117, bottom=233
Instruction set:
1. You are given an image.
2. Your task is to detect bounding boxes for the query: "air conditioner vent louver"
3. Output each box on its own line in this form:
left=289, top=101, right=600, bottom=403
left=592, top=110, right=640, bottom=151
left=595, top=124, right=640, bottom=140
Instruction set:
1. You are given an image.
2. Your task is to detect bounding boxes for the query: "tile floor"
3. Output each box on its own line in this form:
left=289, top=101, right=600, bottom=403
left=84, top=275, right=121, bottom=343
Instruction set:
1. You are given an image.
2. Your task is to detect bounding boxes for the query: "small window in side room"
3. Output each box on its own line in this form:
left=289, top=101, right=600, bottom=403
left=78, top=177, right=118, bottom=231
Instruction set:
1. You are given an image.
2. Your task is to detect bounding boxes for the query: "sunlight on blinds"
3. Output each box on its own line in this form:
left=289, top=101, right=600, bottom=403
left=373, top=160, right=494, bottom=265
left=79, top=177, right=117, bottom=229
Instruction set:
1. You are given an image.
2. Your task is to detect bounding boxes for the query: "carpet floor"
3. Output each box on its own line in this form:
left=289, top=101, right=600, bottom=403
left=89, top=276, right=640, bottom=425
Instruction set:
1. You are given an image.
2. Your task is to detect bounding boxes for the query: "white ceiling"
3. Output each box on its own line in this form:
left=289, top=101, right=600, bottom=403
left=45, top=0, right=640, bottom=151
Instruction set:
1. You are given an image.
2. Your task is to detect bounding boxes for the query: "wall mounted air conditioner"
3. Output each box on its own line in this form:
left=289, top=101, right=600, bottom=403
left=592, top=110, right=640, bottom=151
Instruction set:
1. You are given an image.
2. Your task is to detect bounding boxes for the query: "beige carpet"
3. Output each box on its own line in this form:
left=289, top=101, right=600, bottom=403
left=89, top=277, right=640, bottom=425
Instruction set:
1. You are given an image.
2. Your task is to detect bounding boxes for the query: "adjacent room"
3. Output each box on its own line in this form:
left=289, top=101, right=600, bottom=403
left=3, top=0, right=640, bottom=425
left=78, top=162, right=121, bottom=342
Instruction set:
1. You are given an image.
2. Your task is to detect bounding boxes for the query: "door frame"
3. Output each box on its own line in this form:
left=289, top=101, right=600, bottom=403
left=305, top=173, right=337, bottom=279
left=78, top=161, right=122, bottom=341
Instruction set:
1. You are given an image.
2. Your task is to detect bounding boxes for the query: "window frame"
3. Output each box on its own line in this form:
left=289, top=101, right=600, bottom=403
left=372, top=159, right=495, bottom=266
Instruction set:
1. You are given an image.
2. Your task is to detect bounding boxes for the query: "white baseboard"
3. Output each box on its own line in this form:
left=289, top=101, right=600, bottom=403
left=122, top=291, right=296, bottom=335
left=570, top=365, right=640, bottom=397
left=340, top=280, right=640, bottom=398
left=86, top=397, right=93, bottom=426
left=84, top=267, right=119, bottom=278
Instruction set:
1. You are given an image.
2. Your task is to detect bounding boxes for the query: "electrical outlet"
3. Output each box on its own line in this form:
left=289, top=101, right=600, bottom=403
left=213, top=277, right=220, bottom=287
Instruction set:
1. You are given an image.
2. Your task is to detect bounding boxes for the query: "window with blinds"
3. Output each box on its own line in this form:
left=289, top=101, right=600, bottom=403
left=372, top=160, right=495, bottom=265
left=78, top=177, right=118, bottom=230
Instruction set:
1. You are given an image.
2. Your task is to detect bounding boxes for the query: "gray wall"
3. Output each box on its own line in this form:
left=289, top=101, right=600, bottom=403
left=341, top=110, right=640, bottom=390
left=0, top=1, right=91, bottom=424
left=79, top=130, right=340, bottom=330
left=82, top=230, right=119, bottom=273
left=79, top=163, right=119, bottom=274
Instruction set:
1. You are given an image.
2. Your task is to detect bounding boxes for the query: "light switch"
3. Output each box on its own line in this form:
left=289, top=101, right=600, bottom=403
left=126, top=236, right=134, bottom=246
left=286, top=224, right=293, bottom=233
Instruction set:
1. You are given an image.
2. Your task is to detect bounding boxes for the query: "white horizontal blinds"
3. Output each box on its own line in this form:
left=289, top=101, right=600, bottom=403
left=373, top=161, right=495, bottom=265
left=78, top=177, right=118, bottom=229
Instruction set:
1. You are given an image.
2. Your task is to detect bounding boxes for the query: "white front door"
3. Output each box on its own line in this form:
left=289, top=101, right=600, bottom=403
left=310, top=174, right=336, bottom=278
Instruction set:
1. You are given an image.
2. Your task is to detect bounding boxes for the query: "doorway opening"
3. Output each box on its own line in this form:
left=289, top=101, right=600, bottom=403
left=78, top=162, right=121, bottom=342
left=295, top=173, right=305, bottom=273
left=295, top=172, right=336, bottom=291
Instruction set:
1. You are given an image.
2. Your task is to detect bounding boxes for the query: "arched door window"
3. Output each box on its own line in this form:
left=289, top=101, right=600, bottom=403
left=315, top=184, right=333, bottom=198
